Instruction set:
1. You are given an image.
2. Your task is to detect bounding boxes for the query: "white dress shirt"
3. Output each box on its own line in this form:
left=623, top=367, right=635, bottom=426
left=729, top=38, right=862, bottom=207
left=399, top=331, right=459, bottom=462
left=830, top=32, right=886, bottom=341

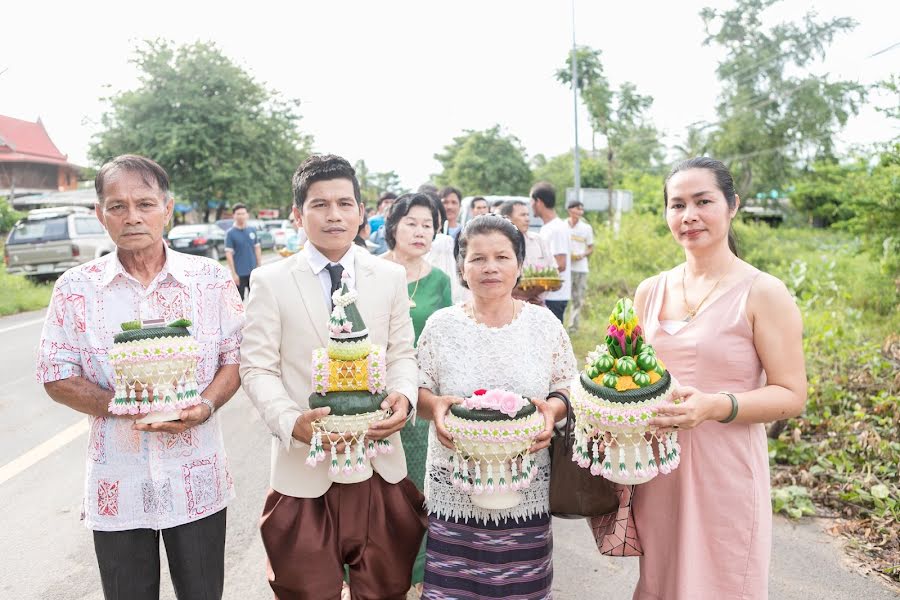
left=301, top=243, right=357, bottom=307
left=36, top=247, right=244, bottom=531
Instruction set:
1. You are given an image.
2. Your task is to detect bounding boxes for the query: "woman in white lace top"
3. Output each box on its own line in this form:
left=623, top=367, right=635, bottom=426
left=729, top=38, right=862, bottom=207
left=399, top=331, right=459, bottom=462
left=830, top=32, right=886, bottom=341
left=416, top=215, right=577, bottom=599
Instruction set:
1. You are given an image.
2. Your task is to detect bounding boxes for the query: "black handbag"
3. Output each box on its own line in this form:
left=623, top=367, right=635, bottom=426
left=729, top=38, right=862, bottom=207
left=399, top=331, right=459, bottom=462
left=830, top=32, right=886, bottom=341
left=549, top=402, right=619, bottom=519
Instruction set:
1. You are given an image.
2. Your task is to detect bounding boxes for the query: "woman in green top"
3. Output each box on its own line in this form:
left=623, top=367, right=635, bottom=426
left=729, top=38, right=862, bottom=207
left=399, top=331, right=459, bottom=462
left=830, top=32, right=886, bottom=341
left=382, top=192, right=451, bottom=595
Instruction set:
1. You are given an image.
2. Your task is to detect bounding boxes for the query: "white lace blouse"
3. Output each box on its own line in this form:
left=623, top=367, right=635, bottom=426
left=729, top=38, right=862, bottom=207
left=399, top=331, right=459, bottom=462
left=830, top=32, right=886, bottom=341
left=417, top=303, right=577, bottom=523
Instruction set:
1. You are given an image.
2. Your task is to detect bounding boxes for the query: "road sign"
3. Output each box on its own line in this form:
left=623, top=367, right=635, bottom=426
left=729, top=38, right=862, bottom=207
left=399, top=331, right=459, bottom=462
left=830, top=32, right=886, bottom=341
left=565, top=188, right=633, bottom=212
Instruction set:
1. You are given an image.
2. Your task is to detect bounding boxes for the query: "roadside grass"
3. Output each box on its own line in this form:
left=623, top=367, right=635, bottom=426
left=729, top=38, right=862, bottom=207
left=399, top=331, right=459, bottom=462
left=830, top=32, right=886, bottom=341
left=0, top=243, right=53, bottom=317
left=573, top=213, right=899, bottom=584
left=0, top=269, right=53, bottom=316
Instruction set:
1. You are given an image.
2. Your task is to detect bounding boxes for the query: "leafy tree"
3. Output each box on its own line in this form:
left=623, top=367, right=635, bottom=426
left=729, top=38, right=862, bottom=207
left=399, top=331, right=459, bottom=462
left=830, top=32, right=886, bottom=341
left=90, top=40, right=312, bottom=221
left=789, top=149, right=900, bottom=276
left=790, top=160, right=860, bottom=227
left=355, top=159, right=407, bottom=206
left=620, top=170, right=665, bottom=216
left=434, top=126, right=532, bottom=196
left=700, top=0, right=866, bottom=195
left=556, top=47, right=663, bottom=221
left=531, top=150, right=606, bottom=197
left=673, top=124, right=711, bottom=159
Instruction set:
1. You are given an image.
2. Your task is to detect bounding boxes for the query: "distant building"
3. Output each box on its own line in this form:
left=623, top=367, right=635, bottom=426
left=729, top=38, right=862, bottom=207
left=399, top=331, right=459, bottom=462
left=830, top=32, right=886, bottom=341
left=0, top=115, right=81, bottom=198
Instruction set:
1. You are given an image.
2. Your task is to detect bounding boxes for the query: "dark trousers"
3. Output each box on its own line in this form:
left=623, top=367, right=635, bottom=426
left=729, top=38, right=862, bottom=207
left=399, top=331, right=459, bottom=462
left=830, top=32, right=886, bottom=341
left=545, top=300, right=568, bottom=323
left=237, top=275, right=251, bottom=300
left=93, top=508, right=226, bottom=600
left=260, top=475, right=426, bottom=600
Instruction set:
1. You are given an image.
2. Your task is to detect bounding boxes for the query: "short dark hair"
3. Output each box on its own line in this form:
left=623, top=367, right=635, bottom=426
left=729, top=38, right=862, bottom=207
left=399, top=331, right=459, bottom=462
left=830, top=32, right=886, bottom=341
left=95, top=154, right=169, bottom=203
left=471, top=196, right=488, bottom=209
left=499, top=199, right=528, bottom=218
left=423, top=191, right=446, bottom=229
left=664, top=156, right=739, bottom=255
left=384, top=193, right=440, bottom=250
left=292, top=154, right=361, bottom=210
left=530, top=181, right=556, bottom=209
left=454, top=214, right=526, bottom=289
left=417, top=183, right=439, bottom=196
left=377, top=192, right=397, bottom=209
left=439, top=186, right=462, bottom=202
left=231, top=203, right=248, bottom=213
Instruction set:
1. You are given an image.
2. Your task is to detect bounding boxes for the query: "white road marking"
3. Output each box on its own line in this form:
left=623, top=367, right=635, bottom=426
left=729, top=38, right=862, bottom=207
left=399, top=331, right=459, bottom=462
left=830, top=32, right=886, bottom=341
left=0, top=316, right=46, bottom=335
left=0, top=419, right=88, bottom=485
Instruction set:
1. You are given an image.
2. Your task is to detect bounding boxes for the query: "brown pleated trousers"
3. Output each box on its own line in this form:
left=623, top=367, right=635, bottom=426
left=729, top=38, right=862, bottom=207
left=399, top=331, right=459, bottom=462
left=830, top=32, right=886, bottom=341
left=260, top=474, right=426, bottom=600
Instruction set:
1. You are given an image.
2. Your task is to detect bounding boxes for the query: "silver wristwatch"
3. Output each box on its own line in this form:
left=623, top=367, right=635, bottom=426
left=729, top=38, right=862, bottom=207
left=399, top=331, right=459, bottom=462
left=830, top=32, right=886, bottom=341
left=199, top=397, right=215, bottom=417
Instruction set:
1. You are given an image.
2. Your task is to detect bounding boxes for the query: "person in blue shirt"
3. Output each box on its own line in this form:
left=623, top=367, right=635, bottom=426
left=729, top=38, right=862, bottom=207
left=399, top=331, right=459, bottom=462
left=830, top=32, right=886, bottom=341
left=368, top=192, right=396, bottom=235
left=225, top=203, right=262, bottom=299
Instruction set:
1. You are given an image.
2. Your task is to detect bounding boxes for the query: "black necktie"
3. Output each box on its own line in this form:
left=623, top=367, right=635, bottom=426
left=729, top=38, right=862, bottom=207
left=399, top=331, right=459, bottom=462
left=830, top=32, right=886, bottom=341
left=325, top=263, right=344, bottom=309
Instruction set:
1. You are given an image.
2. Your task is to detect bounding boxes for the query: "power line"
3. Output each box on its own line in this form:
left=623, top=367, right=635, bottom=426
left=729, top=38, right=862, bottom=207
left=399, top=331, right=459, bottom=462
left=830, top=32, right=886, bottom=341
left=868, top=41, right=900, bottom=58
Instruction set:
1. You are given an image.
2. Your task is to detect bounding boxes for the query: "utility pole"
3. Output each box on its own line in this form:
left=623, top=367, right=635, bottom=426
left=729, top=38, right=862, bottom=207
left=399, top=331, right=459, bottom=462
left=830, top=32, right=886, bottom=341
left=571, top=0, right=581, bottom=206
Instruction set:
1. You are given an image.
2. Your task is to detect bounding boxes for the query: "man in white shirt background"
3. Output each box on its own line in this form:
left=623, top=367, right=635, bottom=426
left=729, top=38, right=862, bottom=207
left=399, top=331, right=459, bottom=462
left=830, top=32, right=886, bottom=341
left=566, top=199, right=594, bottom=333
left=531, top=181, right=571, bottom=323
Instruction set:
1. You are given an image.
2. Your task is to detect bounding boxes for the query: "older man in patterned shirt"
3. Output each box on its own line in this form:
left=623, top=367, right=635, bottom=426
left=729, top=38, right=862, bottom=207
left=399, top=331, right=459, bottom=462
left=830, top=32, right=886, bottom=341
left=36, top=155, right=244, bottom=600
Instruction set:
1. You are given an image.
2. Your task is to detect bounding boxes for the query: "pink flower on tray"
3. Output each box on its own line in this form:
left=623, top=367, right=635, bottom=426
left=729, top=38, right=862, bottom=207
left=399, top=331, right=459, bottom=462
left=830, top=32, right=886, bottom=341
left=481, top=389, right=503, bottom=410
left=498, top=392, right=523, bottom=418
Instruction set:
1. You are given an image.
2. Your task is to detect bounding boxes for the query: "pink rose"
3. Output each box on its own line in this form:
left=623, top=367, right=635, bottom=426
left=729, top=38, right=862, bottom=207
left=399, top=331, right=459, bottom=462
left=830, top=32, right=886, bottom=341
left=482, top=389, right=503, bottom=410
left=499, top=393, right=521, bottom=418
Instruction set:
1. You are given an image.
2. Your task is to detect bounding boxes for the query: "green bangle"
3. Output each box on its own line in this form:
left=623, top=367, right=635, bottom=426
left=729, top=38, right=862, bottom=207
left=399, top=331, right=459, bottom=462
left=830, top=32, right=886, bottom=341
left=718, top=392, right=738, bottom=423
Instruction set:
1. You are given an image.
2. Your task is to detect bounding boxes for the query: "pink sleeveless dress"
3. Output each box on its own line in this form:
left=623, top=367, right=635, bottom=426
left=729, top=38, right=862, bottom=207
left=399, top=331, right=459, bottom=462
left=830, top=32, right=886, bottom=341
left=632, top=268, right=771, bottom=600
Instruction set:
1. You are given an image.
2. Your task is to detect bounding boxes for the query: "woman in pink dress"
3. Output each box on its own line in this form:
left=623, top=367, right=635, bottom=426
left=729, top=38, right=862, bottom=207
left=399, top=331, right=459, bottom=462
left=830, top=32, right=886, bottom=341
left=630, top=157, right=807, bottom=600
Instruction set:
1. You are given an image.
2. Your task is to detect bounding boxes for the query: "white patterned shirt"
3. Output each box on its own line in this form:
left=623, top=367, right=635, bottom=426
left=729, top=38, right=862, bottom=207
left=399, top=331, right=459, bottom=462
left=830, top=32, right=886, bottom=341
left=35, top=246, right=244, bottom=532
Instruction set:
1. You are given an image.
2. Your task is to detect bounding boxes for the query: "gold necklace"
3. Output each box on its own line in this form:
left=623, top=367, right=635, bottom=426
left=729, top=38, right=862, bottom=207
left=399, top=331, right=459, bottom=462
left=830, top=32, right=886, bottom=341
left=408, top=260, right=423, bottom=308
left=681, top=256, right=736, bottom=322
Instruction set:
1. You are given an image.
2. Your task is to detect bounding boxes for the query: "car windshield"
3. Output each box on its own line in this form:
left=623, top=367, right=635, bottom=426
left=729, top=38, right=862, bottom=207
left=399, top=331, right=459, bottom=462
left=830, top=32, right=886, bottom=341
left=73, top=217, right=106, bottom=235
left=169, top=225, right=208, bottom=237
left=7, top=217, right=69, bottom=244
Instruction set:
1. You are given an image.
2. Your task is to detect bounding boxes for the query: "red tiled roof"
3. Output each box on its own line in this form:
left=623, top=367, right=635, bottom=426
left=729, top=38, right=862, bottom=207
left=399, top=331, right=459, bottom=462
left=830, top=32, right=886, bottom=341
left=0, top=115, right=73, bottom=166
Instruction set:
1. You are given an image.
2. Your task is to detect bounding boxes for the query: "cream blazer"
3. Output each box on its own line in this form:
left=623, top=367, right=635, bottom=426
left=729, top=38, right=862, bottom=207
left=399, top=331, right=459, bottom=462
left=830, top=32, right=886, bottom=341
left=240, top=245, right=418, bottom=498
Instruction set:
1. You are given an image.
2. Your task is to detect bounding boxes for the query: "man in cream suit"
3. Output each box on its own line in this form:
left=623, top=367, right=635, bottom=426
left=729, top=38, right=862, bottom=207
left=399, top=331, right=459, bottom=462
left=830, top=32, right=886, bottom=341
left=240, top=154, right=425, bottom=600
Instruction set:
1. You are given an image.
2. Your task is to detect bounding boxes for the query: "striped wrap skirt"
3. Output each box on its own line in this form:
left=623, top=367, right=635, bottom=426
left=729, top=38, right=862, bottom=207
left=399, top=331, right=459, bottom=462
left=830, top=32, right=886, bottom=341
left=422, top=512, right=553, bottom=600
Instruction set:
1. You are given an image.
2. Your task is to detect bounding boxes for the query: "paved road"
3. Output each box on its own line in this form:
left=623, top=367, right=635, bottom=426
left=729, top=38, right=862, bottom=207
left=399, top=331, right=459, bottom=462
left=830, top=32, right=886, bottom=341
left=0, top=273, right=897, bottom=598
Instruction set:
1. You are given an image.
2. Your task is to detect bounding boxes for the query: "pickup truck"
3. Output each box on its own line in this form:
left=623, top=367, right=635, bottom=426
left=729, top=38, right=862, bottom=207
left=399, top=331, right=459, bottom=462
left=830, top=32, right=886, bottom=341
left=3, top=206, right=115, bottom=281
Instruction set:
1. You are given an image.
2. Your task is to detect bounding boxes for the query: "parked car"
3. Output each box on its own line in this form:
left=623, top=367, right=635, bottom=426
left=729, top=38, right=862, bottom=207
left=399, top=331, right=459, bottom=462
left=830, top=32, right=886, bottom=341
left=248, top=220, right=275, bottom=250
left=4, top=206, right=115, bottom=281
left=165, top=224, right=226, bottom=260
left=264, top=219, right=294, bottom=249
left=214, top=218, right=275, bottom=250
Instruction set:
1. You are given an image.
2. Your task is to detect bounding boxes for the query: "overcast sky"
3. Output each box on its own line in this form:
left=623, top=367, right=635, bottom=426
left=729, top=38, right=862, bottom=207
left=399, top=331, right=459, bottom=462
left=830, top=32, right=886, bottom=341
left=4, top=0, right=898, bottom=189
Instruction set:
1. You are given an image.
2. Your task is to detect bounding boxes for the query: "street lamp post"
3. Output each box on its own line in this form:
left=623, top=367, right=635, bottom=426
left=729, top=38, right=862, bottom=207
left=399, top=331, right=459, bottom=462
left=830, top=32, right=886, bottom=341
left=571, top=0, right=581, bottom=205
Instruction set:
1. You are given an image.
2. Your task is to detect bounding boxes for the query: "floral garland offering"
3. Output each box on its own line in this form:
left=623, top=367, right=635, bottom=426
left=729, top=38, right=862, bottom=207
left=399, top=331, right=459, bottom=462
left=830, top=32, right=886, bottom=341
left=464, top=388, right=528, bottom=417
left=443, top=388, right=544, bottom=509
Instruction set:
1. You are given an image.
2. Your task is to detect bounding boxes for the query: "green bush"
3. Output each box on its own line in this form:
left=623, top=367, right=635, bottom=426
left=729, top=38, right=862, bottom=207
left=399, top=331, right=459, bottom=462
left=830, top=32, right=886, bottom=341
left=0, top=196, right=24, bottom=234
left=0, top=269, right=53, bottom=316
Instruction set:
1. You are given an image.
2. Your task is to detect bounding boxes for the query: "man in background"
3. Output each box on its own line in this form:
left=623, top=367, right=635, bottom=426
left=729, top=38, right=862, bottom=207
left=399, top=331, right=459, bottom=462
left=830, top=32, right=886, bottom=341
left=439, top=186, right=462, bottom=239
left=566, top=199, right=594, bottom=333
left=531, top=182, right=571, bottom=323
left=225, top=203, right=262, bottom=300
left=470, top=196, right=489, bottom=217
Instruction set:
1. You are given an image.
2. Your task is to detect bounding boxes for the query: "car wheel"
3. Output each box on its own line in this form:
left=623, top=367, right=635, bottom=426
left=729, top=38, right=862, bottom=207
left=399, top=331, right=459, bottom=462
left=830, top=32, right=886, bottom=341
left=208, top=246, right=220, bottom=261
